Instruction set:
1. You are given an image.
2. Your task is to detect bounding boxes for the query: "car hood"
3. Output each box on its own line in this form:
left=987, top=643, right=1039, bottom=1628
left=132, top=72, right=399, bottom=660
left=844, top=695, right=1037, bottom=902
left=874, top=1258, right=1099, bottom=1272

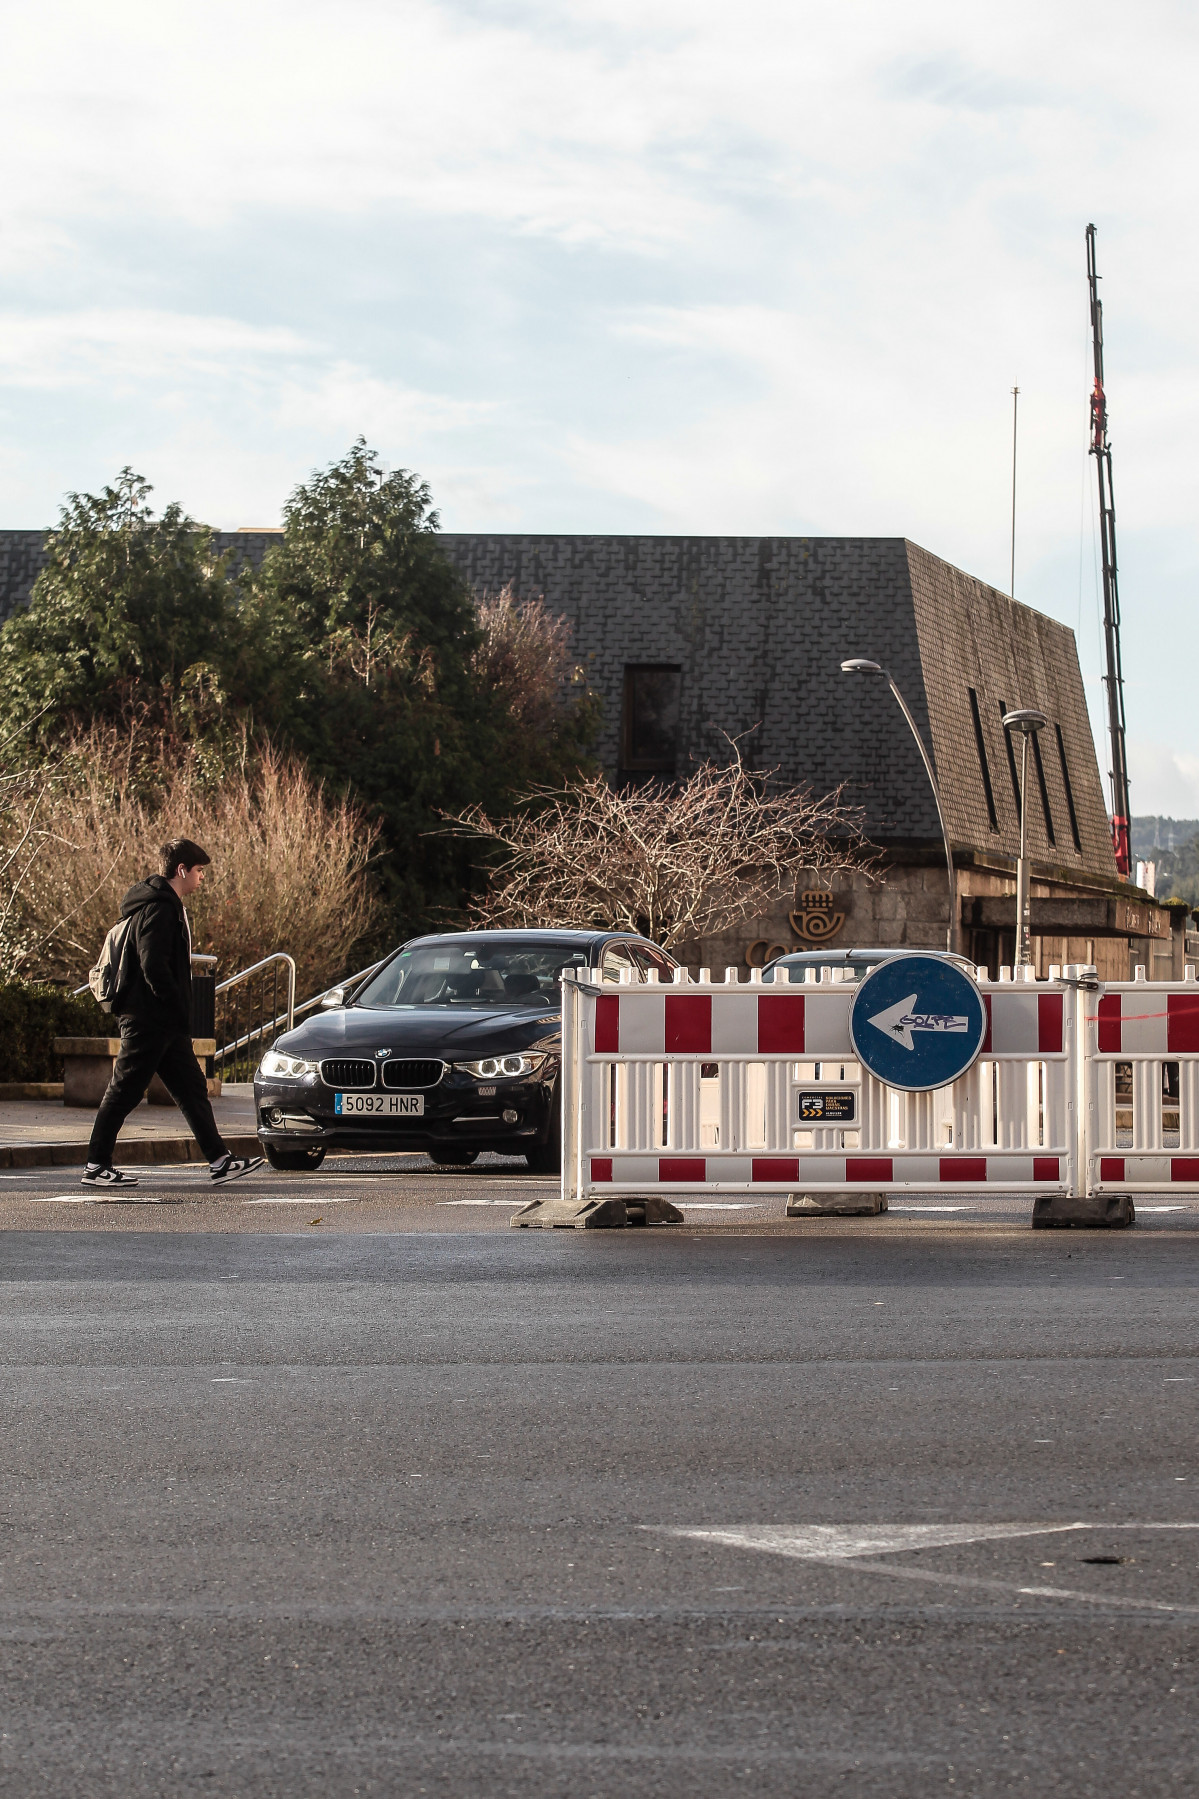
left=269, top=1005, right=562, bottom=1060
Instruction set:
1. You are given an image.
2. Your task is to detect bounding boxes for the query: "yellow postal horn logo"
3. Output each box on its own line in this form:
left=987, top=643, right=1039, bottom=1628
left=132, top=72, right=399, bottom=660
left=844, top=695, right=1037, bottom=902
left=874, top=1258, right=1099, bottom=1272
left=789, top=891, right=846, bottom=943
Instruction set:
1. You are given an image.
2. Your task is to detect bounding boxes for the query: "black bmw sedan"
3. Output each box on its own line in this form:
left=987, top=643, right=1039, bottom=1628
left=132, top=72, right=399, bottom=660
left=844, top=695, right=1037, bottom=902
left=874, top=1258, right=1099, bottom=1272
left=254, top=928, right=677, bottom=1173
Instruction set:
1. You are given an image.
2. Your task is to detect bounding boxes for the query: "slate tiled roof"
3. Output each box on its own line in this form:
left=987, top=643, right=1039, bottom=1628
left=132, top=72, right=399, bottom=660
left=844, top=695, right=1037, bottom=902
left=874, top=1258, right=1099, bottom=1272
left=905, top=542, right=1113, bottom=878
left=0, top=531, right=50, bottom=627
left=438, top=532, right=1116, bottom=879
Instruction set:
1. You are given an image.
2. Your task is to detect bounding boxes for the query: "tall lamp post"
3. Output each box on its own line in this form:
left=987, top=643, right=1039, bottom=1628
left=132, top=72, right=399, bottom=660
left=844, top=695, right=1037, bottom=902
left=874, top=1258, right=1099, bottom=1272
left=841, top=659, right=959, bottom=956
left=1001, top=708, right=1047, bottom=970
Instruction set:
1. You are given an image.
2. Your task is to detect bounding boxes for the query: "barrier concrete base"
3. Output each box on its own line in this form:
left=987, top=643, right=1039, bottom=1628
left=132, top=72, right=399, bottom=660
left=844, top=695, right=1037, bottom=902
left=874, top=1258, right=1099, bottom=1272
left=1032, top=1192, right=1136, bottom=1229
left=787, top=1191, right=888, bottom=1218
left=510, top=1194, right=685, bottom=1229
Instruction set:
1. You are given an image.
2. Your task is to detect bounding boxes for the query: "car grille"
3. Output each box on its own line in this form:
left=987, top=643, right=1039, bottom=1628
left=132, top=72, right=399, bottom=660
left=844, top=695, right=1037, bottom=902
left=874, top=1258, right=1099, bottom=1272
left=381, top=1059, right=445, bottom=1089
left=320, top=1059, right=375, bottom=1090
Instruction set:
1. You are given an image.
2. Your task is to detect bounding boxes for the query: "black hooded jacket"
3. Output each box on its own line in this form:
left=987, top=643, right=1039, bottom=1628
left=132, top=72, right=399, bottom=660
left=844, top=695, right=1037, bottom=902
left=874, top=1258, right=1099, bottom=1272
left=117, top=875, right=192, bottom=1031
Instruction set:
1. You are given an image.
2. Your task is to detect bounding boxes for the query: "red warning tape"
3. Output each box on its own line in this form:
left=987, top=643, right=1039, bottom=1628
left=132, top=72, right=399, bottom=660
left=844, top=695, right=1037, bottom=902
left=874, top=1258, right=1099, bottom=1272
left=1084, top=1010, right=1170, bottom=1023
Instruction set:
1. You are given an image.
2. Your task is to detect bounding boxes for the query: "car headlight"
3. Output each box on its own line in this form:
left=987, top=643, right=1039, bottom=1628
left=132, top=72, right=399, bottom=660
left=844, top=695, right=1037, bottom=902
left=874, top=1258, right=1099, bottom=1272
left=259, top=1050, right=320, bottom=1079
left=454, top=1054, right=548, bottom=1079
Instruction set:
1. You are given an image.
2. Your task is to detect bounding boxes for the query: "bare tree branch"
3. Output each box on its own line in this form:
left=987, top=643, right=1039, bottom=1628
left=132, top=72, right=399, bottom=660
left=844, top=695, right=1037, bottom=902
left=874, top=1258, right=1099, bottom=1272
left=442, top=738, right=876, bottom=952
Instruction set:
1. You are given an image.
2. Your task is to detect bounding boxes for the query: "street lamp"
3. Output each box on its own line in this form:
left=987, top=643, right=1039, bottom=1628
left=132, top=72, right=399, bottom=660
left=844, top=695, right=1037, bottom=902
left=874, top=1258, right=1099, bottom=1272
left=1001, top=708, right=1047, bottom=971
left=841, top=658, right=959, bottom=955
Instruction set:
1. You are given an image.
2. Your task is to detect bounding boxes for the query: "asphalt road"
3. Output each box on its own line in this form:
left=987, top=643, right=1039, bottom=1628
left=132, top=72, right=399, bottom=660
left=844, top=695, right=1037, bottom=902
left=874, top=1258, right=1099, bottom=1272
left=2, top=1157, right=1199, bottom=1797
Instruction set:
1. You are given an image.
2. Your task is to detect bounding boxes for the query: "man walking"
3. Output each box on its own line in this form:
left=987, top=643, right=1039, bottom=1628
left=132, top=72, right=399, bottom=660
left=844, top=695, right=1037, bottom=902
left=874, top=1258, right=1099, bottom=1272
left=82, top=838, right=265, bottom=1190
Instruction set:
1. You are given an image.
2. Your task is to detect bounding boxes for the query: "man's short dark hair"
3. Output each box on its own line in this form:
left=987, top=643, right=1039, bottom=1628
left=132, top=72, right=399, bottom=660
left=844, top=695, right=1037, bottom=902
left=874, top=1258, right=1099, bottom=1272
left=160, top=838, right=212, bottom=878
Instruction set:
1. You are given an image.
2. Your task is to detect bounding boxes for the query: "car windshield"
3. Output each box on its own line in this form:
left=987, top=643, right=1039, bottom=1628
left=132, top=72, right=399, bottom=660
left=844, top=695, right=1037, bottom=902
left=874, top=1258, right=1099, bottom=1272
left=355, top=942, right=590, bottom=1010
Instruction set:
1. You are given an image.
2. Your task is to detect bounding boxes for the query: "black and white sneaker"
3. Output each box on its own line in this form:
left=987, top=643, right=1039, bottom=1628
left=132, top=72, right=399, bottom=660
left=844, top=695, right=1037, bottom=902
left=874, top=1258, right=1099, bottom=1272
left=80, top=1165, right=140, bottom=1190
left=210, top=1155, right=266, bottom=1186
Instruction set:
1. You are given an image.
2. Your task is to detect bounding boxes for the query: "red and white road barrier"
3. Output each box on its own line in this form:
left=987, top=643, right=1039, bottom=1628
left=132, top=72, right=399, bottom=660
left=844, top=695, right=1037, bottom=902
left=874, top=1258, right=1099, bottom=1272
left=554, top=962, right=1199, bottom=1214
left=1085, top=972, right=1199, bottom=1194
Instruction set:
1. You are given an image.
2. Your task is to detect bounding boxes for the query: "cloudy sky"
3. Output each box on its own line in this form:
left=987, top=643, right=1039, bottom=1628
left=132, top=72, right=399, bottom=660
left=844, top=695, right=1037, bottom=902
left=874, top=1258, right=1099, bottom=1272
left=2, top=0, right=1196, bottom=817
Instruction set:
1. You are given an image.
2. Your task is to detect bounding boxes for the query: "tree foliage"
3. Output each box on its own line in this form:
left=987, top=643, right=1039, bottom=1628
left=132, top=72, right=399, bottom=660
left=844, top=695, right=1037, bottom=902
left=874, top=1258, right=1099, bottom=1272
left=238, top=443, right=596, bottom=924
left=470, top=584, right=600, bottom=792
left=1148, top=834, right=1199, bottom=909
left=0, top=445, right=599, bottom=958
left=0, top=470, right=235, bottom=732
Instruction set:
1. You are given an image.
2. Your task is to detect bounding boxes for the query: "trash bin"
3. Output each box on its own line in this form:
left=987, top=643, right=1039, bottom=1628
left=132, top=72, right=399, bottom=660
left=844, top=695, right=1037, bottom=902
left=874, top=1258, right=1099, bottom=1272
left=189, top=956, right=219, bottom=1096
left=147, top=956, right=220, bottom=1105
left=190, top=966, right=216, bottom=1038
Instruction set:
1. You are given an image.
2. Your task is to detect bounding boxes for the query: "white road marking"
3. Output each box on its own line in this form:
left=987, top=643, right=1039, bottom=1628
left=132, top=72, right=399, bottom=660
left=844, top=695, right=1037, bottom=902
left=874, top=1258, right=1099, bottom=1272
left=245, top=1195, right=356, bottom=1204
left=439, top=1198, right=542, bottom=1206
left=663, top=1522, right=1199, bottom=1614
left=671, top=1523, right=1084, bottom=1560
left=32, top=1194, right=162, bottom=1204
left=1139, top=1205, right=1189, bottom=1212
left=887, top=1205, right=972, bottom=1212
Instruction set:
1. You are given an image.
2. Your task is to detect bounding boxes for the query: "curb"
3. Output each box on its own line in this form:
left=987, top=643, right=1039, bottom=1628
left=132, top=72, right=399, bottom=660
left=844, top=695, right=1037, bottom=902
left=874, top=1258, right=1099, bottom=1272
left=0, top=1134, right=262, bottom=1171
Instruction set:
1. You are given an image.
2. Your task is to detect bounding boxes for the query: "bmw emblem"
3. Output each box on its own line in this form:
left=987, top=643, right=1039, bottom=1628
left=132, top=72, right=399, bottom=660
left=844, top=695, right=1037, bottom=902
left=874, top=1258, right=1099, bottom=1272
left=375, top=1048, right=391, bottom=1059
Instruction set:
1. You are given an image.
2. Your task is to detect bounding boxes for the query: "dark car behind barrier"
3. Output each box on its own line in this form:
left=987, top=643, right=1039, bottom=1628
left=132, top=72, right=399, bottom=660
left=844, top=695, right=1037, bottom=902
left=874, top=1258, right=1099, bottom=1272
left=254, top=929, right=677, bottom=1173
left=761, top=947, right=980, bottom=983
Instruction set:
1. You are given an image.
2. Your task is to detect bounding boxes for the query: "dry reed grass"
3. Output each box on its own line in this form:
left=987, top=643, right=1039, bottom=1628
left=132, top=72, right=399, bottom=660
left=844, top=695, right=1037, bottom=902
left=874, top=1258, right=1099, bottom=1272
left=472, top=585, right=574, bottom=734
left=0, top=728, right=382, bottom=995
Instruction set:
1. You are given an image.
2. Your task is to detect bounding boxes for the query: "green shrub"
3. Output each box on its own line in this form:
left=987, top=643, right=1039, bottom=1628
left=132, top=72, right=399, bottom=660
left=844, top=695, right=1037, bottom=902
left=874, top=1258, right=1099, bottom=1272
left=0, top=983, right=110, bottom=1082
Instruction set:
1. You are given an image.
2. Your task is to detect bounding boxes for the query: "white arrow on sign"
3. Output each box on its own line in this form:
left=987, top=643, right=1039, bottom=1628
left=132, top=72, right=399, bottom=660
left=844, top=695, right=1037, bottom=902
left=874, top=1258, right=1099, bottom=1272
left=867, top=993, right=970, bottom=1052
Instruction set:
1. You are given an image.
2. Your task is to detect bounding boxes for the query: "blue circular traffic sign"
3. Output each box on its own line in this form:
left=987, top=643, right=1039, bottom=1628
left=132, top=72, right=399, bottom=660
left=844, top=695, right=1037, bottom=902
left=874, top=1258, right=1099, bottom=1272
left=849, top=956, right=986, bottom=1093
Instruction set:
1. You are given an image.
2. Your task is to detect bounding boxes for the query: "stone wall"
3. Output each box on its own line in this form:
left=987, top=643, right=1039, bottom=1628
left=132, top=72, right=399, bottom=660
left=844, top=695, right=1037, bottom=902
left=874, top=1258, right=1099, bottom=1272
left=685, top=861, right=1172, bottom=984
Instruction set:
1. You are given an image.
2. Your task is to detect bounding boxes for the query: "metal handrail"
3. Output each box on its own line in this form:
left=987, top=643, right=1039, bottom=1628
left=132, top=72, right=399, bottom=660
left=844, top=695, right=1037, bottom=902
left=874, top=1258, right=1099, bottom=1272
left=214, top=953, right=296, bottom=1065
left=215, top=952, right=296, bottom=1012
left=214, top=954, right=387, bottom=1065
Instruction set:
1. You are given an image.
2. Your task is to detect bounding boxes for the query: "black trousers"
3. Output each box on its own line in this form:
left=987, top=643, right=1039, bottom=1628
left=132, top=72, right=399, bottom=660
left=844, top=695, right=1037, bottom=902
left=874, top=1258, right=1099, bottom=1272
left=88, top=1017, right=227, bottom=1167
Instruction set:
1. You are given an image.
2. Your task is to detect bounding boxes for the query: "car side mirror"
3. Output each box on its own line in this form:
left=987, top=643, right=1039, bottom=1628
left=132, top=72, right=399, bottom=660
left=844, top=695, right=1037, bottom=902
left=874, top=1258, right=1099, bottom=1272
left=320, top=986, right=346, bottom=1009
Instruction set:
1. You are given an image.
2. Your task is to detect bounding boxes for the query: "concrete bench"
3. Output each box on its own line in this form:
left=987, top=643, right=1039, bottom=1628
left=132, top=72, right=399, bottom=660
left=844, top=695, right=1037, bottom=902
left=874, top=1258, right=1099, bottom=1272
left=52, top=1039, right=220, bottom=1107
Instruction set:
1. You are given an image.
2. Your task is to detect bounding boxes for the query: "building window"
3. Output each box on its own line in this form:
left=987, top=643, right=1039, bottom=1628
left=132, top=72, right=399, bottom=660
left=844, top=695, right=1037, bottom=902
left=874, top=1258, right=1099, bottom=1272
left=622, top=666, right=681, bottom=773
left=968, top=688, right=999, bottom=830
left=1055, top=724, right=1083, bottom=853
left=999, top=699, right=1022, bottom=821
left=1031, top=733, right=1056, bottom=846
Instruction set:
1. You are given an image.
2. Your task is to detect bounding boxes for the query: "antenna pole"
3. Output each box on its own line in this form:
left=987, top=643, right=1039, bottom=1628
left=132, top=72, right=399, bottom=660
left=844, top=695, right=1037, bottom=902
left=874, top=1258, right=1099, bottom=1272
left=1086, top=223, right=1131, bottom=877
left=1010, top=386, right=1019, bottom=596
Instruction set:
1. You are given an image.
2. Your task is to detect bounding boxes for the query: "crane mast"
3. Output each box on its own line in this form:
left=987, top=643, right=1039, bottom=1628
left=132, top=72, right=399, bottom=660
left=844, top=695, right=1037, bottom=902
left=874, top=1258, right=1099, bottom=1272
left=1086, top=222, right=1132, bottom=877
